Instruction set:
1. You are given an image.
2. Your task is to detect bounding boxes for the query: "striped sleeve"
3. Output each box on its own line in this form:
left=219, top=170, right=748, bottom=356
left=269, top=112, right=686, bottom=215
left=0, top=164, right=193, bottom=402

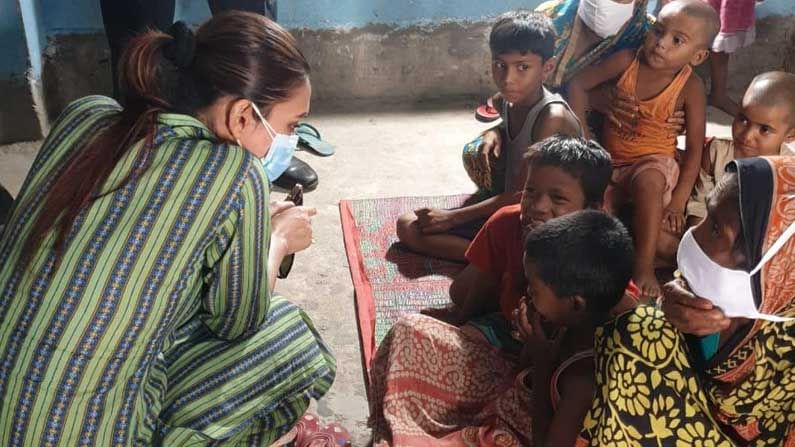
left=201, top=164, right=271, bottom=340
left=27, top=96, right=120, bottom=178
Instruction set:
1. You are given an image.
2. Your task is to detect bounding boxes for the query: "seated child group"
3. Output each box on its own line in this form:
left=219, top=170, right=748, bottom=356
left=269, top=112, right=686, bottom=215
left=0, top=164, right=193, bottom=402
left=390, top=0, right=795, bottom=443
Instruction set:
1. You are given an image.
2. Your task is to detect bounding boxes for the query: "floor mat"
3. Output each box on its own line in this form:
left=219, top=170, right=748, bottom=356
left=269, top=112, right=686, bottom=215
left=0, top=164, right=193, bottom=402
left=339, top=194, right=471, bottom=373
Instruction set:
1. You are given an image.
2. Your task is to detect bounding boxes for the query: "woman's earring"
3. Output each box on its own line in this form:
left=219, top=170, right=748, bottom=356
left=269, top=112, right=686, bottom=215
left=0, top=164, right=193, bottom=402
left=235, top=138, right=242, bottom=147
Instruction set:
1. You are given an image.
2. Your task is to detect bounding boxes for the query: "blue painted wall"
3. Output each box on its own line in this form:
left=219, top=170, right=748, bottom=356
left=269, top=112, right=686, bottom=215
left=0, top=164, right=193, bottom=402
left=2, top=0, right=793, bottom=79
left=0, top=0, right=29, bottom=79
left=37, top=0, right=795, bottom=35
left=756, top=0, right=792, bottom=17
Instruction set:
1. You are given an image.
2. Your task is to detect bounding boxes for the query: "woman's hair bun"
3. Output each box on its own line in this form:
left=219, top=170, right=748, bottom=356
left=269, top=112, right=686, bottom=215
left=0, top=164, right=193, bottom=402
left=164, top=21, right=196, bottom=68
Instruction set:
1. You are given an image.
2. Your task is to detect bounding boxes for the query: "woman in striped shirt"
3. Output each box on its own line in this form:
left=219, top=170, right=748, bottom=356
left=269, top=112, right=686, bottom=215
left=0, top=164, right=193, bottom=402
left=0, top=12, right=334, bottom=446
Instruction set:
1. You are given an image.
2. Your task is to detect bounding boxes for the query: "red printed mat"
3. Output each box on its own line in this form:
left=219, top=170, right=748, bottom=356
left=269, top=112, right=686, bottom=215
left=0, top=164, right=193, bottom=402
left=339, top=195, right=470, bottom=372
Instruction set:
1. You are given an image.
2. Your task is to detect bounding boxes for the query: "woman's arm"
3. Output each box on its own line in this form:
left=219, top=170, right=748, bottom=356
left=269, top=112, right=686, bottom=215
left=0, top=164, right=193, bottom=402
left=267, top=234, right=289, bottom=292
left=201, top=170, right=273, bottom=339
left=268, top=205, right=316, bottom=292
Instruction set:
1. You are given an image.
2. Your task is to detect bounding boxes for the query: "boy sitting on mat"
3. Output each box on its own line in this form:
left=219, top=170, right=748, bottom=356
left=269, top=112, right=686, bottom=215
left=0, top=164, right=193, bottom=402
left=424, top=136, right=637, bottom=336
left=396, top=11, right=581, bottom=262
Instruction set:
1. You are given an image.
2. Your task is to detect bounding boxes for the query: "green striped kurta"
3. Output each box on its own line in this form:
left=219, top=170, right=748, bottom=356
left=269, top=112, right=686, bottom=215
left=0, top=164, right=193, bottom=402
left=0, top=96, right=335, bottom=446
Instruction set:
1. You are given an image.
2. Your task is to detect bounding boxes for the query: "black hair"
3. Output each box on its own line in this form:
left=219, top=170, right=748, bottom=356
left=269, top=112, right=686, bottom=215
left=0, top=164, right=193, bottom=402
left=524, top=210, right=634, bottom=315
left=489, top=10, right=556, bottom=60
left=526, top=135, right=613, bottom=206
left=23, top=12, right=309, bottom=267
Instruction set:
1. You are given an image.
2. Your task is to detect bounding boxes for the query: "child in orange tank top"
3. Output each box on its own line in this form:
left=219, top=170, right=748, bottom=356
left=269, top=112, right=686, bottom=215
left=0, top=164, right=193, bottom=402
left=567, top=0, right=719, bottom=299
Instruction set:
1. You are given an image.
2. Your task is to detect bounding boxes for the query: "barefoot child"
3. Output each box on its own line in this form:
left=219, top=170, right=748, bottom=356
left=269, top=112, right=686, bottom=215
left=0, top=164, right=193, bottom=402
left=656, top=71, right=795, bottom=262
left=397, top=11, right=582, bottom=262
left=427, top=136, right=613, bottom=329
left=516, top=210, right=636, bottom=446
left=369, top=210, right=636, bottom=446
left=567, top=0, right=719, bottom=298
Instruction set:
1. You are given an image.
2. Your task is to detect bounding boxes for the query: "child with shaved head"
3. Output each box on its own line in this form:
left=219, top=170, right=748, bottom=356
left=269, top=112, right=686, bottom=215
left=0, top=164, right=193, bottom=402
left=566, top=0, right=720, bottom=299
left=656, top=72, right=795, bottom=263
left=687, top=72, right=795, bottom=225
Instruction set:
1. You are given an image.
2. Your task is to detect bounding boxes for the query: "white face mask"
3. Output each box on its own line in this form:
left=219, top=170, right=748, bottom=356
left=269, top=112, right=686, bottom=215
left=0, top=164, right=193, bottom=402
left=577, top=0, right=635, bottom=39
left=676, top=223, right=795, bottom=322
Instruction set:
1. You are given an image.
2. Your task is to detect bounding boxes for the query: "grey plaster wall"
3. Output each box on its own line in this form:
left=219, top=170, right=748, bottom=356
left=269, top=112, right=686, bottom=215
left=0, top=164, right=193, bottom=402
left=28, top=14, right=795, bottom=122
left=0, top=78, right=44, bottom=143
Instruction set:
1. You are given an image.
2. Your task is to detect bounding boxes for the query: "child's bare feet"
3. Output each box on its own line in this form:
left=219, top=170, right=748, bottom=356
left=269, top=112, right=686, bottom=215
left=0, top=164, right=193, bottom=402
left=708, top=94, right=740, bottom=118
left=634, top=265, right=661, bottom=303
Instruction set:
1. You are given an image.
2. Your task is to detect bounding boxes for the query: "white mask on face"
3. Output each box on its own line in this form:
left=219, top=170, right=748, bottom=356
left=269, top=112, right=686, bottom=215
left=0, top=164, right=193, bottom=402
left=676, top=223, right=795, bottom=322
left=577, top=0, right=635, bottom=39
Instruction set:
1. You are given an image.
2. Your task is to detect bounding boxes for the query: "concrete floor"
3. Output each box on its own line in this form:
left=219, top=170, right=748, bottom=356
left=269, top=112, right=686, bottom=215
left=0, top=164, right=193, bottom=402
left=0, top=102, right=733, bottom=446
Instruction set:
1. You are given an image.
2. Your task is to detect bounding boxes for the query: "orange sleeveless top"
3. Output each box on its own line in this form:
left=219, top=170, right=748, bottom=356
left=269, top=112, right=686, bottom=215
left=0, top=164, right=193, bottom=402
left=602, top=56, right=692, bottom=165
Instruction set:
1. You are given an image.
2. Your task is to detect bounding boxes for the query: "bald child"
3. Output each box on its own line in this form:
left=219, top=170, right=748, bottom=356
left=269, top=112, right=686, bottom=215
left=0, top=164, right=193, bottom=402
left=567, top=0, right=720, bottom=299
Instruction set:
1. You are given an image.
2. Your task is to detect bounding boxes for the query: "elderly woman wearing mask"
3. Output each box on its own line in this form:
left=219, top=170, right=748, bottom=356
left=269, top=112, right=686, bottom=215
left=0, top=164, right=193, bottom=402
left=579, top=156, right=795, bottom=446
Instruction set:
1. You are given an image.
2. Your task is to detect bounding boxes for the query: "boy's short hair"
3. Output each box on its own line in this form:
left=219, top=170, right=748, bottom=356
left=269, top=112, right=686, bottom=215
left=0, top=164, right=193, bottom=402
left=745, top=71, right=795, bottom=128
left=524, top=210, right=634, bottom=314
left=489, top=11, right=556, bottom=60
left=526, top=135, right=613, bottom=206
left=664, top=0, right=720, bottom=48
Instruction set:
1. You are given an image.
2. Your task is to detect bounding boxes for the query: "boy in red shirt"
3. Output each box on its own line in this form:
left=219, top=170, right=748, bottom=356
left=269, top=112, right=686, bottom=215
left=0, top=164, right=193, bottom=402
left=427, top=135, right=615, bottom=331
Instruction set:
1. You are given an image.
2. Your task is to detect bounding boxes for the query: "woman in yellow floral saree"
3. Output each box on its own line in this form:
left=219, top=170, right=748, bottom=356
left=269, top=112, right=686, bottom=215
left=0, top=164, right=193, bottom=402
left=578, top=156, right=795, bottom=446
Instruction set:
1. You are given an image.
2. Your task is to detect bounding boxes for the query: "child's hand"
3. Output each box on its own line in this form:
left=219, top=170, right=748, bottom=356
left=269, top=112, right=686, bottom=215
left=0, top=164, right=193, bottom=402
left=662, top=206, right=686, bottom=234
left=514, top=297, right=534, bottom=341
left=516, top=297, right=564, bottom=360
left=415, top=208, right=456, bottom=233
left=478, top=129, right=502, bottom=166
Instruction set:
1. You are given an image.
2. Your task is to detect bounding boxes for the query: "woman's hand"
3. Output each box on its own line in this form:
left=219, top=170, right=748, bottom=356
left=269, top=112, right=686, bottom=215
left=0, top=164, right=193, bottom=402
left=270, top=205, right=316, bottom=256
left=590, top=86, right=686, bottom=137
left=589, top=85, right=638, bottom=130
left=665, top=110, right=686, bottom=138
left=270, top=200, right=295, bottom=217
left=660, top=279, right=731, bottom=336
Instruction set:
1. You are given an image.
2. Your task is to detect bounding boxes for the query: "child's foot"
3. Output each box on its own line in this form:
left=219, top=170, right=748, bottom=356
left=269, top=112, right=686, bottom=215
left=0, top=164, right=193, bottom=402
left=708, top=94, right=740, bottom=117
left=634, top=266, right=661, bottom=303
